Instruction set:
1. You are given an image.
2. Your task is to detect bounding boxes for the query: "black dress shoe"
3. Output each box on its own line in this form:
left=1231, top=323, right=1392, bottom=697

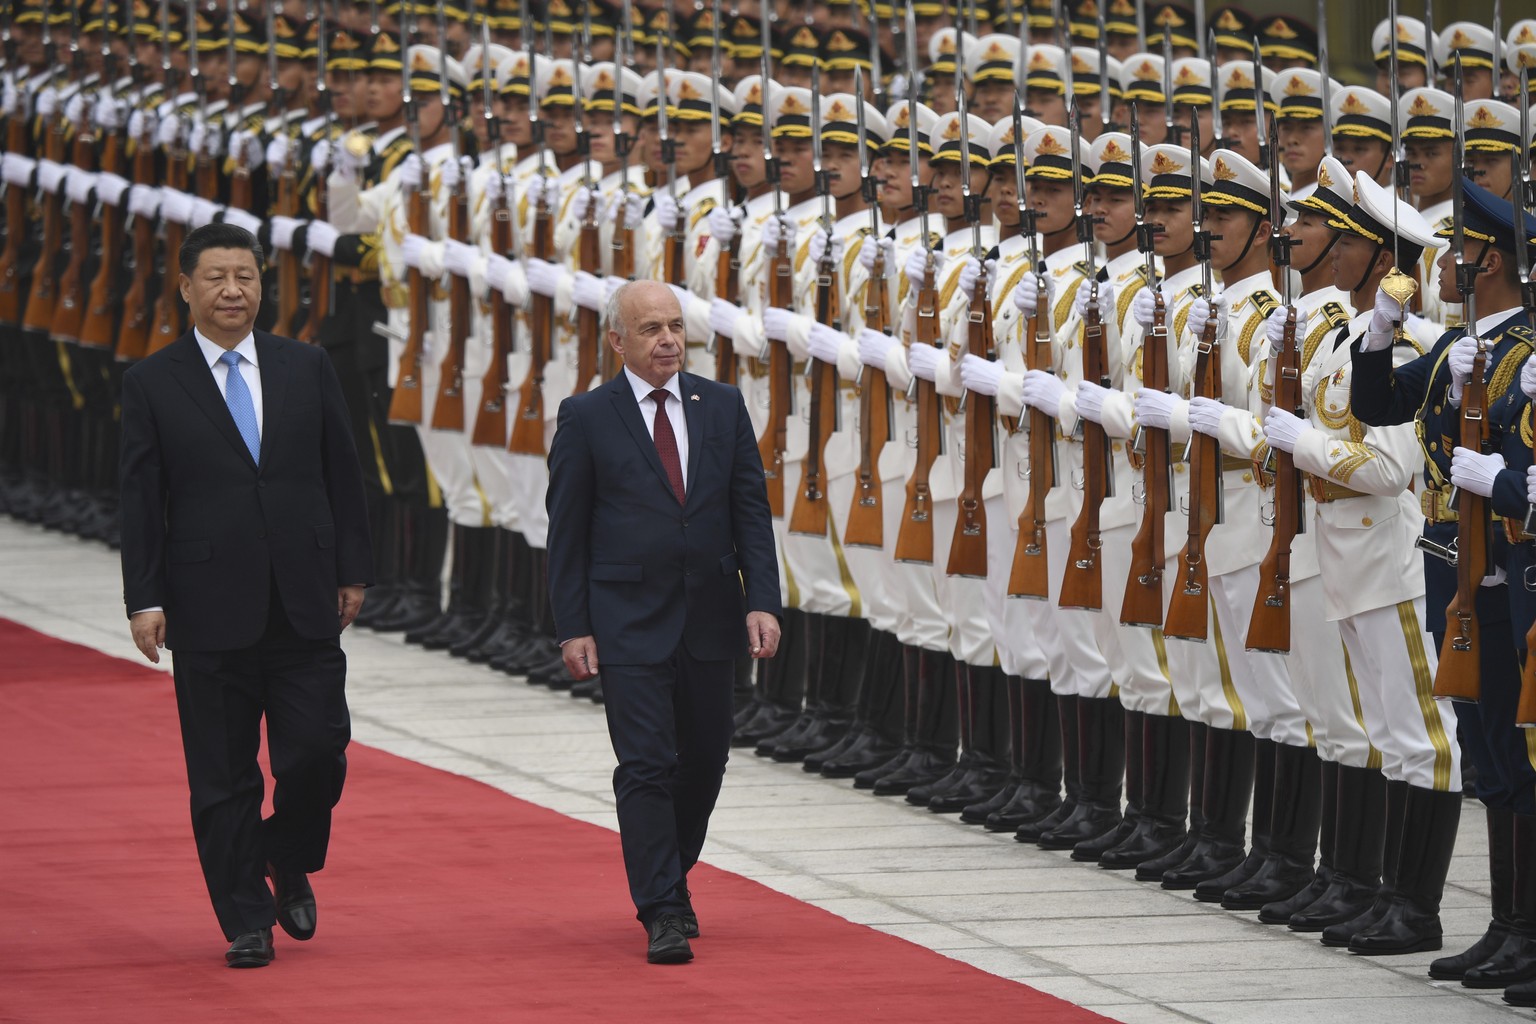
left=226, top=927, right=275, bottom=968
left=268, top=866, right=317, bottom=941
left=646, top=914, right=693, bottom=964
left=678, top=889, right=700, bottom=939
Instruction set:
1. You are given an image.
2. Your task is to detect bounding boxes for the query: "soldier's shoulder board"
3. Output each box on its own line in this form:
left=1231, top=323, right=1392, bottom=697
left=1249, top=291, right=1279, bottom=321
left=1320, top=301, right=1350, bottom=329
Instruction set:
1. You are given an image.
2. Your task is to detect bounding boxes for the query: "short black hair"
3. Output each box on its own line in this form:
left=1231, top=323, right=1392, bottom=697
left=179, top=222, right=265, bottom=276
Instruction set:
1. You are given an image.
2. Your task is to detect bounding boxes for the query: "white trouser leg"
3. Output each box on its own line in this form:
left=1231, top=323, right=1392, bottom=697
left=1044, top=515, right=1113, bottom=698
left=1208, top=565, right=1308, bottom=746
left=1284, top=576, right=1372, bottom=767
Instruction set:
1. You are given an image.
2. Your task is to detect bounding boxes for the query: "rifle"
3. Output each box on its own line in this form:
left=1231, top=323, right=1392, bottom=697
left=572, top=21, right=602, bottom=394
left=845, top=62, right=890, bottom=549
left=1122, top=105, right=1172, bottom=626
left=506, top=49, right=553, bottom=455
left=472, top=13, right=514, bottom=449
left=1059, top=100, right=1111, bottom=610
left=266, top=3, right=301, bottom=338
left=50, top=0, right=93, bottom=346
left=657, top=13, right=687, bottom=291
left=895, top=3, right=938, bottom=564
left=0, top=0, right=25, bottom=326
left=789, top=65, right=840, bottom=539
left=1247, top=113, right=1303, bottom=653
left=80, top=0, right=128, bottom=349
left=1516, top=66, right=1536, bottom=724
left=388, top=15, right=429, bottom=424
left=21, top=12, right=66, bottom=337
left=145, top=0, right=197, bottom=357
left=758, top=8, right=791, bottom=516
left=296, top=8, right=334, bottom=345
left=1434, top=58, right=1488, bottom=701
left=602, top=0, right=634, bottom=384
left=117, top=0, right=175, bottom=361
left=1163, top=113, right=1223, bottom=641
left=708, top=0, right=738, bottom=385
left=947, top=50, right=996, bottom=579
left=430, top=17, right=469, bottom=433
left=1317, top=0, right=1332, bottom=159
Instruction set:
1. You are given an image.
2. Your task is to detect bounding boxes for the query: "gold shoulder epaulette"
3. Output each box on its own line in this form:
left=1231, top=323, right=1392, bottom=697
left=1320, top=301, right=1350, bottom=328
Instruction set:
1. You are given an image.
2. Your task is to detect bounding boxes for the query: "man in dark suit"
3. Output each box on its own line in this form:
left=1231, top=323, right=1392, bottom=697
left=119, top=223, right=373, bottom=968
left=546, top=280, right=783, bottom=965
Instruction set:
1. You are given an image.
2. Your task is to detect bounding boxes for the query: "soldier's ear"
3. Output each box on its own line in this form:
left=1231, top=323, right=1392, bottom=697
left=178, top=274, right=192, bottom=305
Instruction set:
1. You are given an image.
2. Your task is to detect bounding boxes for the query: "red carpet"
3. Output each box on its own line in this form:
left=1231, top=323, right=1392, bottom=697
left=0, top=619, right=1114, bottom=1024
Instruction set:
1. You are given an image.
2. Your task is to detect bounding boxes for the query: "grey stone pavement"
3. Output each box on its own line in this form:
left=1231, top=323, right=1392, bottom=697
left=2, top=515, right=1529, bottom=1024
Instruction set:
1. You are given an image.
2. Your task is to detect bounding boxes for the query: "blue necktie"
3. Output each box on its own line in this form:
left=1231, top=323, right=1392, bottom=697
left=219, top=349, right=261, bottom=464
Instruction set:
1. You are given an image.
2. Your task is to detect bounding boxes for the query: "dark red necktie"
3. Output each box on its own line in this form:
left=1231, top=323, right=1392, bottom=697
left=649, top=389, right=686, bottom=504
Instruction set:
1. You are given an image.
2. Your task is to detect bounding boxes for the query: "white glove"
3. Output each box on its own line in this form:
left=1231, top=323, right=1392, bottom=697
left=269, top=215, right=302, bottom=252
left=1187, top=396, right=1230, bottom=437
left=1265, top=306, right=1310, bottom=357
left=158, top=187, right=193, bottom=224
left=126, top=183, right=160, bottom=220
left=230, top=129, right=263, bottom=169
left=1075, top=380, right=1111, bottom=424
left=65, top=92, right=86, bottom=127
left=1021, top=369, right=1068, bottom=414
left=305, top=219, right=339, bottom=258
left=186, top=119, right=207, bottom=157
left=569, top=184, right=593, bottom=223
left=1447, top=336, right=1479, bottom=404
left=0, top=76, right=16, bottom=118
left=960, top=353, right=1004, bottom=396
left=1189, top=291, right=1228, bottom=340
left=603, top=274, right=624, bottom=305
left=94, top=94, right=122, bottom=131
left=1527, top=465, right=1536, bottom=506
left=442, top=238, right=478, bottom=278
left=763, top=306, right=792, bottom=342
left=762, top=213, right=796, bottom=253
left=572, top=270, right=606, bottom=311
left=127, top=108, right=152, bottom=142
left=858, top=327, right=895, bottom=370
left=398, top=153, right=425, bottom=191
left=189, top=197, right=221, bottom=228
left=654, top=189, right=680, bottom=233
left=0, top=152, right=34, bottom=186
left=707, top=205, right=741, bottom=247
left=808, top=229, right=844, bottom=268
left=1134, top=388, right=1183, bottom=431
left=204, top=123, right=224, bottom=158
left=1369, top=282, right=1407, bottom=334
left=265, top=134, right=290, bottom=174
left=35, top=86, right=58, bottom=120
left=64, top=168, right=96, bottom=206
left=1522, top=354, right=1536, bottom=401
left=666, top=283, right=692, bottom=313
left=958, top=257, right=996, bottom=302
left=606, top=187, right=646, bottom=225
left=525, top=256, right=562, bottom=297
left=222, top=208, right=262, bottom=236
left=708, top=298, right=741, bottom=339
left=807, top=322, right=849, bottom=364
left=1263, top=407, right=1309, bottom=453
left=908, top=342, right=942, bottom=381
left=36, top=159, right=67, bottom=193
left=1012, top=271, right=1055, bottom=317
left=400, top=233, right=429, bottom=271
left=1131, top=287, right=1159, bottom=330
left=860, top=234, right=894, bottom=273
left=155, top=113, right=182, bottom=149
left=1073, top=278, right=1115, bottom=321
left=485, top=252, right=513, bottom=295
left=904, top=245, right=945, bottom=287
left=438, top=154, right=467, bottom=193
left=94, top=171, right=130, bottom=207
left=310, top=139, right=334, bottom=175
left=1450, top=446, right=1506, bottom=498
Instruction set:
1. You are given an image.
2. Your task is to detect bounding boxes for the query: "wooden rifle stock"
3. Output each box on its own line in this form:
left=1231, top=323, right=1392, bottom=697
left=1519, top=619, right=1536, bottom=727
left=789, top=246, right=840, bottom=538
left=429, top=182, right=470, bottom=431
left=603, top=195, right=634, bottom=382
left=79, top=126, right=125, bottom=349
left=115, top=125, right=157, bottom=360
left=387, top=185, right=431, bottom=424
left=895, top=258, right=940, bottom=564
left=758, top=235, right=792, bottom=516
left=713, top=228, right=740, bottom=384
left=573, top=195, right=601, bottom=393
left=1434, top=345, right=1489, bottom=701
left=507, top=188, right=554, bottom=455
left=21, top=115, right=66, bottom=335
left=1247, top=306, right=1302, bottom=653
left=295, top=147, right=329, bottom=345
left=271, top=145, right=301, bottom=339
left=50, top=105, right=96, bottom=345
left=844, top=245, right=890, bottom=549
left=947, top=263, right=996, bottom=578
left=471, top=181, right=514, bottom=447
left=1164, top=319, right=1222, bottom=641
left=1059, top=285, right=1110, bottom=609
left=144, top=137, right=187, bottom=357
left=1007, top=291, right=1055, bottom=598
left=0, top=106, right=28, bottom=325
left=1122, top=291, right=1170, bottom=625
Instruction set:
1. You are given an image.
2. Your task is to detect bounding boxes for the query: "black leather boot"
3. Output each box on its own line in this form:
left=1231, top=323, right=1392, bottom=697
left=819, top=629, right=903, bottom=777
left=1261, top=758, right=1337, bottom=923
left=1137, top=720, right=1206, bottom=881
left=1195, top=737, right=1276, bottom=901
left=1037, top=696, right=1123, bottom=850
left=854, top=642, right=924, bottom=789
left=409, top=525, right=494, bottom=649
left=1017, top=693, right=1078, bottom=842
left=770, top=616, right=863, bottom=763
left=1162, top=726, right=1254, bottom=889
left=1430, top=807, right=1514, bottom=980
left=734, top=609, right=806, bottom=747
left=1316, top=776, right=1403, bottom=942
left=1102, top=712, right=1189, bottom=870
left=370, top=503, right=446, bottom=632
left=1222, top=743, right=1323, bottom=910
left=354, top=499, right=402, bottom=629
left=1072, top=707, right=1142, bottom=862
left=1348, top=786, right=1460, bottom=955
left=1291, top=764, right=1389, bottom=932
left=963, top=674, right=1026, bottom=825
left=464, top=532, right=537, bottom=663
left=928, top=666, right=1009, bottom=813
left=756, top=612, right=827, bottom=757
left=451, top=528, right=510, bottom=657
left=985, top=677, right=1062, bottom=832
left=871, top=648, right=958, bottom=796
left=1460, top=812, right=1536, bottom=987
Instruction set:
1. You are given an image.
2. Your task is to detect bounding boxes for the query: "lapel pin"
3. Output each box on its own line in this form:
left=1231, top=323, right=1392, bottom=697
left=690, top=394, right=700, bottom=401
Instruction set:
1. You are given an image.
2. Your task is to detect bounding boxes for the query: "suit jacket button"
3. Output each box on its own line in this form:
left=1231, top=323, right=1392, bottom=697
left=257, top=531, right=266, bottom=539
left=685, top=568, right=693, bottom=576
left=257, top=481, right=266, bottom=488
left=680, top=519, right=688, bottom=527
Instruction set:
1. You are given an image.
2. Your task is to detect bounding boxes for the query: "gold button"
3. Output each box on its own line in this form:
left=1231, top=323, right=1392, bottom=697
left=1362, top=517, right=1373, bottom=526
left=1242, top=472, right=1253, bottom=483
left=1433, top=405, right=1442, bottom=414
left=1429, top=441, right=1438, bottom=451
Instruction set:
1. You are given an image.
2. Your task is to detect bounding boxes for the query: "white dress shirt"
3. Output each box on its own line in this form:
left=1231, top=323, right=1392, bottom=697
left=195, top=327, right=263, bottom=436
left=624, top=367, right=689, bottom=489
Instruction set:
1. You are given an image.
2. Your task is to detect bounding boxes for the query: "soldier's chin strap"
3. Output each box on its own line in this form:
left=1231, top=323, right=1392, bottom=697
left=1218, top=210, right=1268, bottom=273
left=1297, top=230, right=1341, bottom=277
left=1349, top=240, right=1386, bottom=296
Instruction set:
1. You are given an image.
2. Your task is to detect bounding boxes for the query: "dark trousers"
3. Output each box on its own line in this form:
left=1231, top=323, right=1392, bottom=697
left=601, top=648, right=735, bottom=927
left=170, top=587, right=351, bottom=940
left=1438, top=612, right=1536, bottom=816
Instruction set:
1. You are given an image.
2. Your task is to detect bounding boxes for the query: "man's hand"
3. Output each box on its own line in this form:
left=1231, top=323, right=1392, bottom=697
left=338, top=585, right=366, bottom=630
left=563, top=635, right=600, bottom=680
left=746, top=611, right=781, bottom=659
left=130, top=611, right=166, bottom=664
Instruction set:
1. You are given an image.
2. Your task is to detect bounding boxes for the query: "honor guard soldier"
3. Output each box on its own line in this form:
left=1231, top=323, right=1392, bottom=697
left=1271, top=69, right=1337, bottom=194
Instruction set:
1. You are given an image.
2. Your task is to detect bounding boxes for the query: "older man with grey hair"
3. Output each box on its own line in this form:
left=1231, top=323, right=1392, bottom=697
left=545, top=280, right=783, bottom=964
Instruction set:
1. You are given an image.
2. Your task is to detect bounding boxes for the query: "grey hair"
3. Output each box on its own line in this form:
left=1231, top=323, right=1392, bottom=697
left=604, top=280, right=635, bottom=340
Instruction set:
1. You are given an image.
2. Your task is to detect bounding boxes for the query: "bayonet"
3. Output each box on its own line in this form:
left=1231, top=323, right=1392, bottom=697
left=1252, top=34, right=1268, bottom=169
left=1095, top=0, right=1110, bottom=130
left=1056, top=0, right=1074, bottom=108
left=437, top=3, right=457, bottom=164
left=1387, top=0, right=1406, bottom=203
left=1318, top=0, right=1332, bottom=158
left=1195, top=0, right=1207, bottom=61
left=226, top=0, right=240, bottom=110
left=1493, top=0, right=1504, bottom=102
left=710, top=0, right=725, bottom=179
left=1209, top=30, right=1223, bottom=148
left=1162, top=32, right=1178, bottom=144
left=763, top=5, right=780, bottom=219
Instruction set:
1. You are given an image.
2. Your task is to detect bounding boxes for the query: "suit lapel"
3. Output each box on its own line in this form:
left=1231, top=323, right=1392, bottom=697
left=681, top=374, right=705, bottom=509
left=608, top=373, right=674, bottom=497
left=255, top=332, right=288, bottom=474
left=165, top=331, right=257, bottom=471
